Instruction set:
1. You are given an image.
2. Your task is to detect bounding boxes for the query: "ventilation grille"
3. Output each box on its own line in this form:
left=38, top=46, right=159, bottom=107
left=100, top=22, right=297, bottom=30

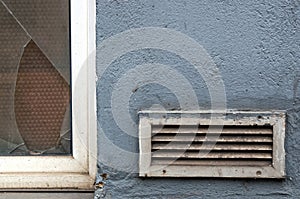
left=139, top=111, right=286, bottom=178
left=151, top=125, right=273, bottom=167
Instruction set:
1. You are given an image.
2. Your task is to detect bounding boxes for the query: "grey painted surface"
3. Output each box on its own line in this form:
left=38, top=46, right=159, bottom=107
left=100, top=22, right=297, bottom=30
left=96, top=0, right=300, bottom=198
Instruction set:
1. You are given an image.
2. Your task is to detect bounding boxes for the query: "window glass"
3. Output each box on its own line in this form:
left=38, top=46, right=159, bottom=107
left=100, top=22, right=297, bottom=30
left=0, top=0, right=70, bottom=155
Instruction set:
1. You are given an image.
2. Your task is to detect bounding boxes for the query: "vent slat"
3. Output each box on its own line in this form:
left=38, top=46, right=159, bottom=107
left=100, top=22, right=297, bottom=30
left=151, top=159, right=272, bottom=166
left=153, top=126, right=273, bottom=135
left=152, top=151, right=272, bottom=159
left=152, top=143, right=272, bottom=151
left=152, top=135, right=273, bottom=143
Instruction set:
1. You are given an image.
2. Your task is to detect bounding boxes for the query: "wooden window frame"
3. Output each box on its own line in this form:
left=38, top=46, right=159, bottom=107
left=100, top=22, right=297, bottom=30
left=0, top=0, right=97, bottom=190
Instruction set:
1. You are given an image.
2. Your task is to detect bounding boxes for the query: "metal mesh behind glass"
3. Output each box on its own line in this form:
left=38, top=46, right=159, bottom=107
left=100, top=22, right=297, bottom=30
left=0, top=0, right=70, bottom=155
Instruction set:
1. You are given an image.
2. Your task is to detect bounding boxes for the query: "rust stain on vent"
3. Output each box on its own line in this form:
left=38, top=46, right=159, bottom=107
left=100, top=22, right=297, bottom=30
left=14, top=40, right=70, bottom=152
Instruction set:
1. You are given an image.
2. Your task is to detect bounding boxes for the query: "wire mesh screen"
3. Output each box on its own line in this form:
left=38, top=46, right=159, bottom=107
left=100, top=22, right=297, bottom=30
left=0, top=0, right=71, bottom=155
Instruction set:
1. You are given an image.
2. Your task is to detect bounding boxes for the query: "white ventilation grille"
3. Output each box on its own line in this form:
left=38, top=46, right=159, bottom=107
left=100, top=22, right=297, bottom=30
left=139, top=111, right=286, bottom=178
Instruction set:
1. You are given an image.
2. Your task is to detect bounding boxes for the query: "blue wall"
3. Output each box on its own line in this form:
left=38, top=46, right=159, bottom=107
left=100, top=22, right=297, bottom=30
left=95, top=0, right=300, bottom=198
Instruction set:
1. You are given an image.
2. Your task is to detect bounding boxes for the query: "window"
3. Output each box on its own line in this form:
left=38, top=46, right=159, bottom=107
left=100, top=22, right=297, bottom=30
left=139, top=111, right=286, bottom=178
left=0, top=0, right=96, bottom=189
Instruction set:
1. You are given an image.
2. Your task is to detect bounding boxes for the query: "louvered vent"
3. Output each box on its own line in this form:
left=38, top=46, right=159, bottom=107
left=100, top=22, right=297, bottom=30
left=151, top=125, right=273, bottom=167
left=139, top=111, right=286, bottom=178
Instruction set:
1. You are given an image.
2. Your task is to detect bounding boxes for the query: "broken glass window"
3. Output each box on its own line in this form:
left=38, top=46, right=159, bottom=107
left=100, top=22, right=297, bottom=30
left=0, top=0, right=71, bottom=155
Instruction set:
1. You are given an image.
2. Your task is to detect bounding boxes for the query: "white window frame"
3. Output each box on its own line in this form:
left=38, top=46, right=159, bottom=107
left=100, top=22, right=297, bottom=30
left=0, top=0, right=97, bottom=190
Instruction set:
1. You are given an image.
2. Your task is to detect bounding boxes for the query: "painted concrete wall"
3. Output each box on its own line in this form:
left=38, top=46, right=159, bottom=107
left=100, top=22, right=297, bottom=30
left=96, top=0, right=300, bottom=198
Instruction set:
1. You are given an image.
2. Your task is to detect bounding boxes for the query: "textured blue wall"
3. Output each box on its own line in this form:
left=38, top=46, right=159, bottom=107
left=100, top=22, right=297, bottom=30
left=95, top=0, right=300, bottom=198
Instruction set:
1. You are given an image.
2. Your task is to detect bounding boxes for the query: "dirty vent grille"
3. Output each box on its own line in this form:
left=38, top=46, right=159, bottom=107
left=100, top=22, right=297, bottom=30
left=151, top=125, right=273, bottom=166
left=139, top=111, right=286, bottom=178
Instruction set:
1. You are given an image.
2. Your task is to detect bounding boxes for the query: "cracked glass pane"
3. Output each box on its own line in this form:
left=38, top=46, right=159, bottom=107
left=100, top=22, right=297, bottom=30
left=0, top=0, right=71, bottom=155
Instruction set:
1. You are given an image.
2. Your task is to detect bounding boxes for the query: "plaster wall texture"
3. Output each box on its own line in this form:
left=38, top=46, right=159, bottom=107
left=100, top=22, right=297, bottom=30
left=96, top=0, right=300, bottom=198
